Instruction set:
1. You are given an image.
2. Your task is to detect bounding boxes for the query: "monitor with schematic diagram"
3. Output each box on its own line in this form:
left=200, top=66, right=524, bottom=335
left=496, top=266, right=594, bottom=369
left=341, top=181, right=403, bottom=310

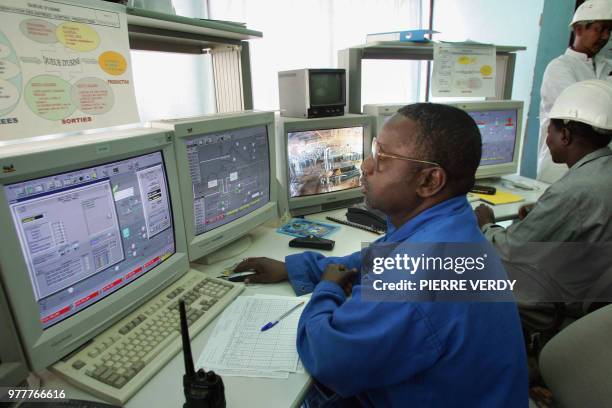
left=153, top=111, right=278, bottom=263
left=449, top=100, right=524, bottom=179
left=364, top=101, right=523, bottom=179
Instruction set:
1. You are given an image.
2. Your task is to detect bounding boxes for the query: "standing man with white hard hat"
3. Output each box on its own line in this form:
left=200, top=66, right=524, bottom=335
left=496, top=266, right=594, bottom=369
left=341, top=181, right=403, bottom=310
left=475, top=80, right=612, bottom=333
left=537, top=0, right=612, bottom=184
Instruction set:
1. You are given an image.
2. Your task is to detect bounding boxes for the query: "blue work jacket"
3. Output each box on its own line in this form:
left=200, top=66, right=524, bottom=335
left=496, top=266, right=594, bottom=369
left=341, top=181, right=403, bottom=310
left=286, top=196, right=528, bottom=407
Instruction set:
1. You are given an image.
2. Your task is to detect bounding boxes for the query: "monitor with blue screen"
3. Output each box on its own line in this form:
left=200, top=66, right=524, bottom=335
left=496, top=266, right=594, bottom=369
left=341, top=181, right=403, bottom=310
left=364, top=101, right=523, bottom=179
left=0, top=128, right=190, bottom=371
left=452, top=101, right=523, bottom=179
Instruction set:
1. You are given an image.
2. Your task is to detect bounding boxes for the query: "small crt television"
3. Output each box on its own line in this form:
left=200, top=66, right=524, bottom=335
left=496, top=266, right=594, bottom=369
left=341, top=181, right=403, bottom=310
left=278, top=69, right=346, bottom=119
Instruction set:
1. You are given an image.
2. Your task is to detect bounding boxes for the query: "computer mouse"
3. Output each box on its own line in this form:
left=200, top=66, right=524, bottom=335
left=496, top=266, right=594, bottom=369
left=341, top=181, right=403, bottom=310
left=227, top=270, right=257, bottom=282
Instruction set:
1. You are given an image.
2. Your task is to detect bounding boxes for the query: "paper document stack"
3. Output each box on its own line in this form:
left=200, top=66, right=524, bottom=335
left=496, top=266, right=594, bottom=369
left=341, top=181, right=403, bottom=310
left=197, top=295, right=307, bottom=379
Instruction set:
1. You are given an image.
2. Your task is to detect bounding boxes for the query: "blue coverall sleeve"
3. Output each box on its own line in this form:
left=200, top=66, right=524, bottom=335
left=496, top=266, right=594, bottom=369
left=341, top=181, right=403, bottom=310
left=297, top=282, right=444, bottom=397
left=285, top=250, right=361, bottom=295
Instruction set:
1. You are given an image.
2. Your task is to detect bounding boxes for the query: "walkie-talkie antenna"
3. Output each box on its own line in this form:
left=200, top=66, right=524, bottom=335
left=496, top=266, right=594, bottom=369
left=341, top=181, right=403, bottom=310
left=179, top=300, right=195, bottom=377
left=179, top=298, right=226, bottom=408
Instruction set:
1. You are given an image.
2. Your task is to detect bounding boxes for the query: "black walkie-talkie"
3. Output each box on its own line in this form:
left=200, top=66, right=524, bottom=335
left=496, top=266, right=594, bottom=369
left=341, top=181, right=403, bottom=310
left=179, top=300, right=226, bottom=408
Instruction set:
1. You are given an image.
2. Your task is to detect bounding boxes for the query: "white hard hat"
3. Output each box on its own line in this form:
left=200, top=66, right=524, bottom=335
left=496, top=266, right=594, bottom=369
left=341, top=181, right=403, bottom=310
left=569, top=0, right=612, bottom=27
left=549, top=80, right=612, bottom=130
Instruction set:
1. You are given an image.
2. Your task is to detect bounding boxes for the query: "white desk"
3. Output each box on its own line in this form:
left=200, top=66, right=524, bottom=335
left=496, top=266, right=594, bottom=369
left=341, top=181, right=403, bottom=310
left=38, top=209, right=378, bottom=408
left=37, top=176, right=547, bottom=407
left=469, top=174, right=549, bottom=221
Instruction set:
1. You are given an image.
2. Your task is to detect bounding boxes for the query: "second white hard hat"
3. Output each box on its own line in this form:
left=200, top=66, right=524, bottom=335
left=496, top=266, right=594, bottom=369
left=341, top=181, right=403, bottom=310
left=549, top=80, right=612, bottom=130
left=570, top=0, right=612, bottom=27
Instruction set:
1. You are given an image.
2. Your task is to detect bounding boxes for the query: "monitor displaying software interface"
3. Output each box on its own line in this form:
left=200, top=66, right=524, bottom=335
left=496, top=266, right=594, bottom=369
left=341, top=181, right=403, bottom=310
left=287, top=126, right=363, bottom=198
left=467, top=109, right=517, bottom=166
left=4, top=152, right=175, bottom=329
left=185, top=125, right=270, bottom=236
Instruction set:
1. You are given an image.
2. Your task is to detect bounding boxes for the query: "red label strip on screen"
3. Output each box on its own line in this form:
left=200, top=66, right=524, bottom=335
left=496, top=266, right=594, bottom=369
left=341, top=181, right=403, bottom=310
left=74, top=291, right=100, bottom=307
left=103, top=278, right=123, bottom=292
left=144, top=256, right=160, bottom=268
left=125, top=266, right=143, bottom=280
left=41, top=305, right=71, bottom=324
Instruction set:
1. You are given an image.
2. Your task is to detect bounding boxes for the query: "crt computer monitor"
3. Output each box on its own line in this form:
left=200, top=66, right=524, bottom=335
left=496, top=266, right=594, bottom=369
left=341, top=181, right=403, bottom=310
left=278, top=114, right=375, bottom=216
left=449, top=100, right=524, bottom=179
left=0, top=274, right=30, bottom=387
left=0, top=128, right=190, bottom=371
left=153, top=111, right=278, bottom=263
left=363, top=104, right=406, bottom=135
left=364, top=101, right=524, bottom=179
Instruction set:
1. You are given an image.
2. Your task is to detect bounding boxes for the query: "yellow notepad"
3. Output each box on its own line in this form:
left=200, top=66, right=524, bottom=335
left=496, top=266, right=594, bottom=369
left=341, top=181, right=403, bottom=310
left=473, top=190, right=524, bottom=205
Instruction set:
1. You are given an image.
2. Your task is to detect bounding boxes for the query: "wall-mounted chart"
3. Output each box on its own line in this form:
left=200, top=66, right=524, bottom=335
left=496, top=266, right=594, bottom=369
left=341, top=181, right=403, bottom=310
left=432, top=42, right=496, bottom=98
left=0, top=0, right=139, bottom=141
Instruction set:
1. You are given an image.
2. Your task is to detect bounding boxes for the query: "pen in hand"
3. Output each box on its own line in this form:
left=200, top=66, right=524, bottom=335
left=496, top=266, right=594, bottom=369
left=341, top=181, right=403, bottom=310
left=261, top=301, right=305, bottom=331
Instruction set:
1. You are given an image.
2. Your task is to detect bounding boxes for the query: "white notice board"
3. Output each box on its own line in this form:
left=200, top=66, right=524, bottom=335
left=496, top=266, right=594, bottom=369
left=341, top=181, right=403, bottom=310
left=432, top=42, right=496, bottom=97
left=0, top=0, right=140, bottom=141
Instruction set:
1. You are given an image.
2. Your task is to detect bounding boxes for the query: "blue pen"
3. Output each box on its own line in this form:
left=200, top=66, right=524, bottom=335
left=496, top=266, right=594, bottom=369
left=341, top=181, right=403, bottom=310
left=261, top=301, right=305, bottom=331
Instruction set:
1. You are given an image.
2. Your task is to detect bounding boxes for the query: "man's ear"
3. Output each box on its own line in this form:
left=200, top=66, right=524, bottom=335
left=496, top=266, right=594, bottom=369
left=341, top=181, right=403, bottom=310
left=416, top=167, right=447, bottom=198
left=560, top=127, right=572, bottom=146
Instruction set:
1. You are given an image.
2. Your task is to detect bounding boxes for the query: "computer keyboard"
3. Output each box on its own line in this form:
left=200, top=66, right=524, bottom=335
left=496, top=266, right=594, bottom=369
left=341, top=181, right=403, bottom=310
left=51, top=269, right=243, bottom=405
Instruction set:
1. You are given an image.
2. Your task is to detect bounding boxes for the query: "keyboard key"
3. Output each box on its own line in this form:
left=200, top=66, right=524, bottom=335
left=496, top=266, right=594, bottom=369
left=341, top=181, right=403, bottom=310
left=72, top=360, right=86, bottom=370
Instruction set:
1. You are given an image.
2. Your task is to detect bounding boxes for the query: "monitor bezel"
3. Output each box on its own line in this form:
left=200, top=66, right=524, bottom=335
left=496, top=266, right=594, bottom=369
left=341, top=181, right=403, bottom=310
left=281, top=114, right=374, bottom=214
left=166, top=111, right=278, bottom=262
left=448, top=100, right=524, bottom=179
left=0, top=128, right=190, bottom=371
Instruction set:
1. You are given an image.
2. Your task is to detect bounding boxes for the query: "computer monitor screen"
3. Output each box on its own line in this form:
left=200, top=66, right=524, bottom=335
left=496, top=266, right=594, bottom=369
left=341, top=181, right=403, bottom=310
left=467, top=109, right=517, bottom=166
left=4, top=152, right=175, bottom=329
left=0, top=129, right=190, bottom=371
left=310, top=71, right=344, bottom=106
left=154, top=111, right=278, bottom=263
left=287, top=126, right=363, bottom=198
left=279, top=114, right=374, bottom=216
left=447, top=101, right=523, bottom=179
left=185, top=124, right=270, bottom=235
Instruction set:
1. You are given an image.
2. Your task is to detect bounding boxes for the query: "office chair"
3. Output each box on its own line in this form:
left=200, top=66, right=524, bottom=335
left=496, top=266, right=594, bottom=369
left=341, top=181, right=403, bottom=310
left=539, top=304, right=612, bottom=407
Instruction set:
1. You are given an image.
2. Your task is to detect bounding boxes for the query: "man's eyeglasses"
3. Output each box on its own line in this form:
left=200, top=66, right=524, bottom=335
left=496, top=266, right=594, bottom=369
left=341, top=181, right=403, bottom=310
left=370, top=138, right=441, bottom=171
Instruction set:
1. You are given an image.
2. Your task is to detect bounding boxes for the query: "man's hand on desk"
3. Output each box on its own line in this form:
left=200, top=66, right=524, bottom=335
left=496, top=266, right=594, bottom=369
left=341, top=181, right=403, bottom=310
left=518, top=203, right=536, bottom=220
left=233, top=257, right=288, bottom=284
left=474, top=204, right=495, bottom=228
left=321, top=264, right=358, bottom=296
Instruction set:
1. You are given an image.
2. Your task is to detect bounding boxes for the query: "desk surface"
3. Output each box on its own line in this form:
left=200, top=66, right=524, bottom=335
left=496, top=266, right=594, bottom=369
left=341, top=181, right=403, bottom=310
left=38, top=175, right=547, bottom=407
left=470, top=175, right=549, bottom=221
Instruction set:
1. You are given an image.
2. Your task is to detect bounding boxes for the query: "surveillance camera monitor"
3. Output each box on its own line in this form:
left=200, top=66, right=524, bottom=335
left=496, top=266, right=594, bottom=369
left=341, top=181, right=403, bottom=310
left=153, top=111, right=278, bottom=263
left=0, top=128, right=190, bottom=371
left=279, top=114, right=374, bottom=216
left=449, top=100, right=524, bottom=179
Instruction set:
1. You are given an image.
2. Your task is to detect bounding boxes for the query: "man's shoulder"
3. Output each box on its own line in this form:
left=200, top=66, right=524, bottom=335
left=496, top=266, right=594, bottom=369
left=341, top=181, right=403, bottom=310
left=547, top=159, right=612, bottom=198
left=544, top=54, right=576, bottom=76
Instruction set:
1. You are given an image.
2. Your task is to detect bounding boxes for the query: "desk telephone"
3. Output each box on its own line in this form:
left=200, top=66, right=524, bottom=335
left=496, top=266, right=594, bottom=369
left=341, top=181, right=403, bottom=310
left=346, top=205, right=387, bottom=232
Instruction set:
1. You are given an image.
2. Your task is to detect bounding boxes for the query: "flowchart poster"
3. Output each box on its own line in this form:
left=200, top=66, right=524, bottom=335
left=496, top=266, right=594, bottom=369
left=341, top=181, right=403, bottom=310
left=432, top=42, right=496, bottom=97
left=0, top=0, right=139, bottom=141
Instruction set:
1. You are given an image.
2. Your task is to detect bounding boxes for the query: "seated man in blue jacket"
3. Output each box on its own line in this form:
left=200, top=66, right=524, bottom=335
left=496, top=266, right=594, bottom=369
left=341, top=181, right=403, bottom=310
left=235, top=103, right=528, bottom=407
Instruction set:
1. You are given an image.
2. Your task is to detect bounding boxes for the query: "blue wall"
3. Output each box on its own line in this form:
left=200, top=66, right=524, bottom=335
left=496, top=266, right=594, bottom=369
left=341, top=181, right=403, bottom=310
left=520, top=0, right=575, bottom=178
